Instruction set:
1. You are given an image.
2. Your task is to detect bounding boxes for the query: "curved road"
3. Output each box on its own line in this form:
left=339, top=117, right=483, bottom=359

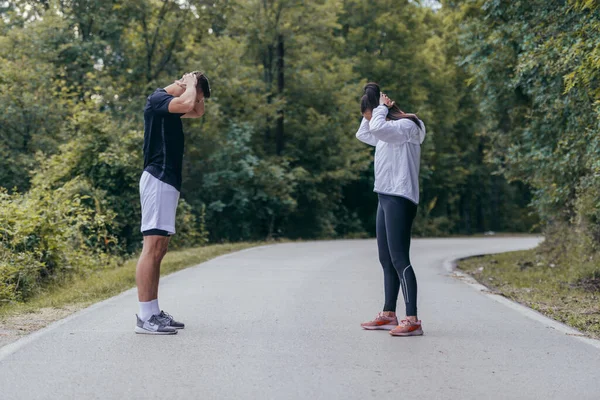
left=1, top=238, right=599, bottom=399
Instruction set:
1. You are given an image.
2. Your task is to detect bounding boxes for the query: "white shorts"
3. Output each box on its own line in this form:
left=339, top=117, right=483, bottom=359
left=140, top=171, right=180, bottom=235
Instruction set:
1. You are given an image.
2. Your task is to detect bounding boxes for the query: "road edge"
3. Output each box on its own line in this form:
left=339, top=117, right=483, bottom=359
left=0, top=244, right=278, bottom=362
left=445, top=257, right=600, bottom=351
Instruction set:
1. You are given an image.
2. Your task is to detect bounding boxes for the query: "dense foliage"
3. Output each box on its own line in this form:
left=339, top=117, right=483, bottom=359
left=1, top=0, right=596, bottom=302
left=454, top=0, right=600, bottom=263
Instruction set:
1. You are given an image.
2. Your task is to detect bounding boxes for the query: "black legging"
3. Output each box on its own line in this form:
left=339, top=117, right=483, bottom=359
left=376, top=193, right=418, bottom=316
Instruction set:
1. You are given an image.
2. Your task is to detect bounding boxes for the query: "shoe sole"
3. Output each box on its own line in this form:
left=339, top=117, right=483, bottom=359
left=361, top=324, right=397, bottom=331
left=134, top=327, right=178, bottom=335
left=390, top=328, right=424, bottom=336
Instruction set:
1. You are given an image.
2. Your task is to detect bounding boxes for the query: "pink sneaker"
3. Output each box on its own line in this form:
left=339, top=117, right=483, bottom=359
left=361, top=312, right=398, bottom=330
left=390, top=319, right=423, bottom=336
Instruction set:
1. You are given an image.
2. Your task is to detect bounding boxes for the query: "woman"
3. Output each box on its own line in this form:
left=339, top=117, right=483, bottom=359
left=356, top=83, right=426, bottom=337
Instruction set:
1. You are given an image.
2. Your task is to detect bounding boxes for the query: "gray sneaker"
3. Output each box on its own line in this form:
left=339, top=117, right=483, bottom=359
left=135, top=314, right=177, bottom=335
left=157, top=310, right=185, bottom=329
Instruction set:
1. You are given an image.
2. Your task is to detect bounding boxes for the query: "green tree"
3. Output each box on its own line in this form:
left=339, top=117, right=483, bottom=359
left=455, top=0, right=600, bottom=255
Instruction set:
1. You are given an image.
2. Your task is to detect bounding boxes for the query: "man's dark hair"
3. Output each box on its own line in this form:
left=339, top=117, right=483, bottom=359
left=192, top=71, right=211, bottom=99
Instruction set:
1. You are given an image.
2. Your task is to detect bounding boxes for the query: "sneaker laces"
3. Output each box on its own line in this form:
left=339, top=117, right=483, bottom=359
left=160, top=311, right=172, bottom=319
left=400, top=319, right=417, bottom=326
left=376, top=312, right=394, bottom=321
left=158, top=311, right=173, bottom=323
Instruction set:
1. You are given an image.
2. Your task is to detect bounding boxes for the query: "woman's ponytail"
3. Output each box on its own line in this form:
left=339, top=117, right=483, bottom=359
left=362, top=82, right=422, bottom=129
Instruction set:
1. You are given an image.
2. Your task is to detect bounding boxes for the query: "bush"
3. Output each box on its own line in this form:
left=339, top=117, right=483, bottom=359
left=0, top=181, right=120, bottom=303
left=200, top=123, right=298, bottom=241
left=169, top=201, right=209, bottom=249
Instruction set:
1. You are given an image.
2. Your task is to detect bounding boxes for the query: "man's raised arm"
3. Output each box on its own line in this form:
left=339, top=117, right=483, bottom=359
left=181, top=93, right=205, bottom=119
left=168, top=73, right=197, bottom=114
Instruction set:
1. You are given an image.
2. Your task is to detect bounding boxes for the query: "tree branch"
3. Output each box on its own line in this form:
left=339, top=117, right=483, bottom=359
left=152, top=21, right=184, bottom=81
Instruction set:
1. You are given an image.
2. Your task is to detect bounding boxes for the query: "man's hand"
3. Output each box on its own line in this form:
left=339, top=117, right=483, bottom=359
left=168, top=73, right=198, bottom=114
left=175, top=73, right=197, bottom=89
left=196, top=97, right=205, bottom=117
left=182, top=73, right=197, bottom=88
left=181, top=92, right=205, bottom=118
left=174, top=74, right=185, bottom=88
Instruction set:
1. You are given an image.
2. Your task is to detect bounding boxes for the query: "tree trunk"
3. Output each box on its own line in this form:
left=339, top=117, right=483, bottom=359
left=264, top=44, right=274, bottom=148
left=275, top=35, right=284, bottom=155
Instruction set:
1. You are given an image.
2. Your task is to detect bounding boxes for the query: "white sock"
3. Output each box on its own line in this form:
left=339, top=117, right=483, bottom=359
left=139, top=299, right=160, bottom=322
left=150, top=299, right=160, bottom=316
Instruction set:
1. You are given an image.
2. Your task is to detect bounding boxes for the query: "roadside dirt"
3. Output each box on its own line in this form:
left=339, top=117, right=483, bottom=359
left=0, top=305, right=84, bottom=349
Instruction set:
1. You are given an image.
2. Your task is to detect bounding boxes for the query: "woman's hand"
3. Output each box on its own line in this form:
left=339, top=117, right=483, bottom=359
left=379, top=92, right=395, bottom=108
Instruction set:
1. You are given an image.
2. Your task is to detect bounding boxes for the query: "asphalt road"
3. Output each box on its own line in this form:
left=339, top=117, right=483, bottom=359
left=1, top=237, right=599, bottom=400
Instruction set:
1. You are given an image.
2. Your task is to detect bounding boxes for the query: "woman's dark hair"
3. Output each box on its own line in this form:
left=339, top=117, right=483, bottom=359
left=361, top=82, right=421, bottom=129
left=192, top=71, right=211, bottom=98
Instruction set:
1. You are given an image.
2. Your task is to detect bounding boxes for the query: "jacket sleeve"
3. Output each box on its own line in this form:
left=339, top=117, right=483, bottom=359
left=368, top=105, right=412, bottom=144
left=355, top=118, right=379, bottom=146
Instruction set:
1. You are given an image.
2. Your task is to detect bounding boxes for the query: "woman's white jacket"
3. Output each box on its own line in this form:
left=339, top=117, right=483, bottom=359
left=355, top=105, right=426, bottom=204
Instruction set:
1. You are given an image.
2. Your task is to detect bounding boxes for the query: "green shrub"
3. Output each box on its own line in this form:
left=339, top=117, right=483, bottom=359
left=169, top=201, right=209, bottom=249
left=200, top=123, right=298, bottom=241
left=0, top=180, right=120, bottom=303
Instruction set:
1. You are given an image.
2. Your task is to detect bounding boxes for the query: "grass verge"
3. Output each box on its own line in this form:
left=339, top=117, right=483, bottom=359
left=458, top=249, right=600, bottom=339
left=0, top=242, right=262, bottom=319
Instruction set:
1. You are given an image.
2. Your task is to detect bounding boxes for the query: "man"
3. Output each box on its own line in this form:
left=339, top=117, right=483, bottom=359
left=135, top=71, right=211, bottom=335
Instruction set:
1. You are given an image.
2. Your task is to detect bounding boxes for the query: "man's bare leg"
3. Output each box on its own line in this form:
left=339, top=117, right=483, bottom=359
left=136, top=235, right=170, bottom=303
left=136, top=235, right=169, bottom=323
left=133, top=235, right=177, bottom=334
